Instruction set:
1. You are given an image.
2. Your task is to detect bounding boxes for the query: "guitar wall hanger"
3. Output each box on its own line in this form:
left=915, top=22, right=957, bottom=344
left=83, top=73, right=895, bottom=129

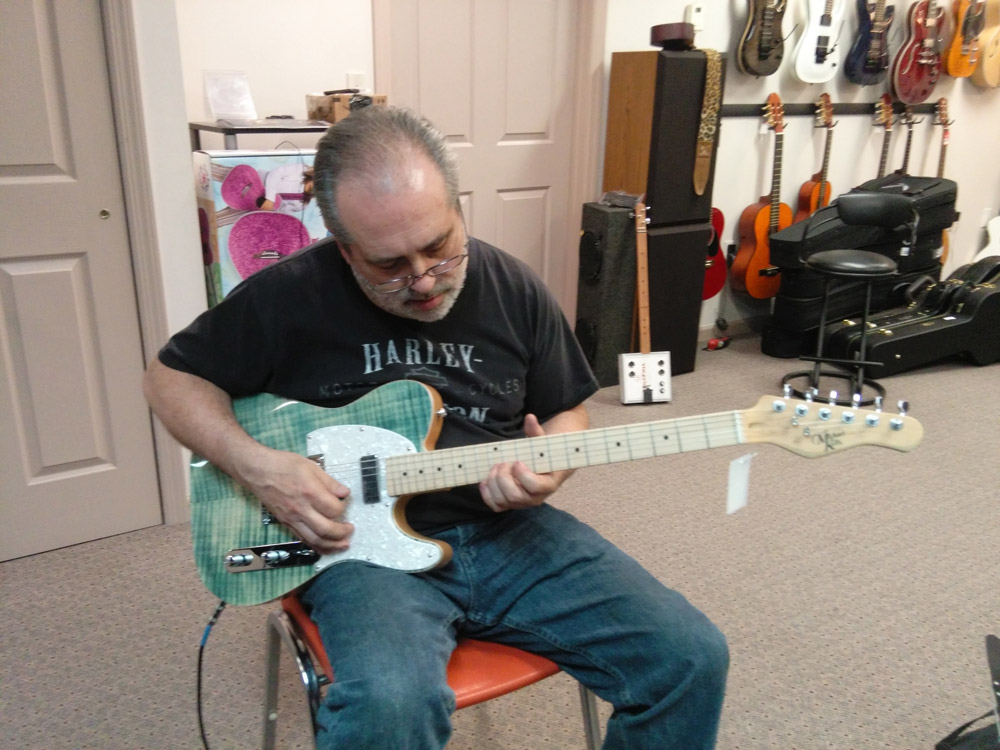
left=720, top=101, right=941, bottom=119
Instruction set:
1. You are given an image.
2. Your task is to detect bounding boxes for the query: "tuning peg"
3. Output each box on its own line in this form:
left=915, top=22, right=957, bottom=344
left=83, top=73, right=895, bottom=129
left=852, top=392, right=862, bottom=409
left=804, top=388, right=815, bottom=402
left=897, top=400, right=909, bottom=417
left=874, top=396, right=883, bottom=412
left=828, top=390, right=839, bottom=405
left=783, top=383, right=792, bottom=398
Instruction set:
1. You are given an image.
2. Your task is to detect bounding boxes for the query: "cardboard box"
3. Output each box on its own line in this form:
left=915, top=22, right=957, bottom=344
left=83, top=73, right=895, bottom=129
left=193, top=149, right=327, bottom=305
left=306, top=93, right=387, bottom=124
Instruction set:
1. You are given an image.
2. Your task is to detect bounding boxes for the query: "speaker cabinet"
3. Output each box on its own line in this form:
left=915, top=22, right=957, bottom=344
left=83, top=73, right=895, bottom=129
left=647, top=223, right=712, bottom=376
left=574, top=203, right=635, bottom=387
left=603, top=50, right=726, bottom=226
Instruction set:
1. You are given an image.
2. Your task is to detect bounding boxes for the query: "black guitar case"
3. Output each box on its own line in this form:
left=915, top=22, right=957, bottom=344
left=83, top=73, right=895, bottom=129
left=822, top=256, right=1000, bottom=376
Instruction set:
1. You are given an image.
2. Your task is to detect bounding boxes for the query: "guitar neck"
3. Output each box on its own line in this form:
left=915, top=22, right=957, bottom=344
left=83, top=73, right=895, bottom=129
left=901, top=124, right=914, bottom=173
left=386, top=409, right=746, bottom=496
left=819, top=127, right=834, bottom=205
left=937, top=129, right=949, bottom=177
left=770, top=132, right=785, bottom=232
left=635, top=206, right=651, bottom=354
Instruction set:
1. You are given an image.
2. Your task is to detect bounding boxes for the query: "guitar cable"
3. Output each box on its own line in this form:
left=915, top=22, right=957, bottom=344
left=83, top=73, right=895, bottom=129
left=197, top=600, right=227, bottom=750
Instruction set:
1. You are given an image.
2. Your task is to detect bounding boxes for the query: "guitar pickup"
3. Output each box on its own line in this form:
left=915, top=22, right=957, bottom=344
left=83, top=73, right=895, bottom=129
left=224, top=542, right=318, bottom=573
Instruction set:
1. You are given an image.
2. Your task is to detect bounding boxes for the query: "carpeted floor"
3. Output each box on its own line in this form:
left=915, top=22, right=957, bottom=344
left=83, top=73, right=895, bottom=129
left=2, top=333, right=997, bottom=749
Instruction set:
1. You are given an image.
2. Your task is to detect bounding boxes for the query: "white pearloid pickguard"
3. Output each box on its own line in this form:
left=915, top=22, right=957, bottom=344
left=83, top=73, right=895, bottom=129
left=306, top=424, right=445, bottom=574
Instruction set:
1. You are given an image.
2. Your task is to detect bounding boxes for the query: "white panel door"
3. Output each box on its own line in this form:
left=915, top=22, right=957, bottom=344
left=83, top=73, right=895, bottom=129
left=377, top=0, right=580, bottom=311
left=0, top=0, right=162, bottom=559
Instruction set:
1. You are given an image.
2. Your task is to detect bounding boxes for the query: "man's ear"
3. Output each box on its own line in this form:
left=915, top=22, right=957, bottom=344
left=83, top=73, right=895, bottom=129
left=336, top=240, right=352, bottom=265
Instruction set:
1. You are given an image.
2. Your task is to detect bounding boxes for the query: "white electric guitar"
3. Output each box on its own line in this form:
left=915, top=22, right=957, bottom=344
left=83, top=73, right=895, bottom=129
left=973, top=215, right=1000, bottom=261
left=793, top=0, right=847, bottom=82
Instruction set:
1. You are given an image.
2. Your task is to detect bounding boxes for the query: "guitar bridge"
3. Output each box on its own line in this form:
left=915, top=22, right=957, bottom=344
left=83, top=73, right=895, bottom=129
left=224, top=542, right=318, bottom=573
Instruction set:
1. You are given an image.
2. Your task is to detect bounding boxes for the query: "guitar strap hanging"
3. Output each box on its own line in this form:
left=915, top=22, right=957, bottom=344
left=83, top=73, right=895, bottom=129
left=693, top=49, right=722, bottom=196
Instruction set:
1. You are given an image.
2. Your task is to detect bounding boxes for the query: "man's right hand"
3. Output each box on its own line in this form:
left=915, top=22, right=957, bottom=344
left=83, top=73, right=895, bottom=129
left=234, top=447, right=354, bottom=555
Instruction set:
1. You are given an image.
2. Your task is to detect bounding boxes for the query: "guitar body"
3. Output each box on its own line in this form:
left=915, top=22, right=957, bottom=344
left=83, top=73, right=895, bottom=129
left=945, top=0, right=987, bottom=75
left=793, top=0, right=846, bottom=83
left=191, top=380, right=447, bottom=605
left=703, top=208, right=727, bottom=300
left=738, top=0, right=788, bottom=76
left=732, top=199, right=792, bottom=299
left=971, top=0, right=1000, bottom=86
left=844, top=0, right=896, bottom=84
left=891, top=0, right=945, bottom=103
left=795, top=174, right=834, bottom=223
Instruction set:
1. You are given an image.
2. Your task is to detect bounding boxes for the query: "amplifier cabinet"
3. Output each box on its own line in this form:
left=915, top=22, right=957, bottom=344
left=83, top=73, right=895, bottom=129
left=647, top=223, right=712, bottom=375
left=574, top=203, right=636, bottom=387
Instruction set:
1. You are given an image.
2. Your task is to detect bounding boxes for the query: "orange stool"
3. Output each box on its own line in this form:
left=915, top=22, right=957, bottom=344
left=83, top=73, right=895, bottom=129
left=263, top=593, right=601, bottom=749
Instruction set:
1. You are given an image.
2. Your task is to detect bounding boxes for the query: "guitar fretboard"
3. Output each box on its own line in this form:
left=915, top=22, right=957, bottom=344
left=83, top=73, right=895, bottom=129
left=770, top=132, right=784, bottom=232
left=385, top=410, right=744, bottom=497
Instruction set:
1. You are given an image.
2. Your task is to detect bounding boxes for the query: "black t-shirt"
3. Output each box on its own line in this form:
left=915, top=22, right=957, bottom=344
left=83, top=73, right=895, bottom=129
left=159, top=237, right=598, bottom=530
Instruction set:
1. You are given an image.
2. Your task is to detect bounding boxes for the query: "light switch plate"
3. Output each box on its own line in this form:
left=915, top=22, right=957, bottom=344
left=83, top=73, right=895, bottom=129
left=618, top=352, right=671, bottom=404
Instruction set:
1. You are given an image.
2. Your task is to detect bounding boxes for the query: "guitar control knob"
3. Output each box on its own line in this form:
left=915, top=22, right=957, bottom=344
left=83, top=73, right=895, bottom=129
left=225, top=554, right=254, bottom=567
left=261, top=550, right=291, bottom=565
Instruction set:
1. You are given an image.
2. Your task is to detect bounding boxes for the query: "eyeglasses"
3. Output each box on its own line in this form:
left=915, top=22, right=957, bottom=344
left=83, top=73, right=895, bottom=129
left=365, top=251, right=469, bottom=294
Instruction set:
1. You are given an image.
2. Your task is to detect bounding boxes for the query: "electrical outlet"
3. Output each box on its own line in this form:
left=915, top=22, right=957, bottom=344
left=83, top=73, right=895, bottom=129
left=684, top=2, right=705, bottom=33
left=618, top=352, right=672, bottom=405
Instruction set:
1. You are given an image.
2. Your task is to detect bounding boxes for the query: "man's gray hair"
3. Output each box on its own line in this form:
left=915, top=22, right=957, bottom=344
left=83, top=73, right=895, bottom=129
left=313, top=106, right=460, bottom=246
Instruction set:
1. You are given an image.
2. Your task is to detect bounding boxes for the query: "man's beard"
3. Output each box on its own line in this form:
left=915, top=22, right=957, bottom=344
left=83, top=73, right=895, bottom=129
left=350, top=265, right=467, bottom=323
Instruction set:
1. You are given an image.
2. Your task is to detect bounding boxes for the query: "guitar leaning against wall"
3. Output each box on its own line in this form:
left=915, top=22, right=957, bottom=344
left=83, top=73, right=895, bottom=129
left=731, top=94, right=791, bottom=300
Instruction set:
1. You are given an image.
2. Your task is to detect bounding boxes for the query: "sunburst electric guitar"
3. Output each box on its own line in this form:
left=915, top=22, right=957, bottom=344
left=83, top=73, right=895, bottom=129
left=190, top=380, right=924, bottom=605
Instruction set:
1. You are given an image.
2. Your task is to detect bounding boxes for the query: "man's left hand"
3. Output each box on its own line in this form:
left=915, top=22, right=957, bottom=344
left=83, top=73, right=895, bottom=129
left=478, top=413, right=571, bottom=512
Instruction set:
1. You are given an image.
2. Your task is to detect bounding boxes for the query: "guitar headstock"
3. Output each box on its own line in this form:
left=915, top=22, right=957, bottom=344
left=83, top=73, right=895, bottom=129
left=875, top=94, right=895, bottom=131
left=815, top=93, right=834, bottom=129
left=934, top=97, right=950, bottom=127
left=633, top=201, right=648, bottom=233
left=763, top=93, right=785, bottom=134
left=740, top=394, right=924, bottom=458
left=902, top=104, right=921, bottom=128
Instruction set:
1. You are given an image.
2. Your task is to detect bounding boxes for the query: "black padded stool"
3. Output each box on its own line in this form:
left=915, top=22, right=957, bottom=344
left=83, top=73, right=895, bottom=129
left=782, top=192, right=917, bottom=406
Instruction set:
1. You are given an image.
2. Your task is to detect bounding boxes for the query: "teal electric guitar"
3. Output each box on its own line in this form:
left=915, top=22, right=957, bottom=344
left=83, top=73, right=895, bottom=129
left=191, top=380, right=924, bottom=605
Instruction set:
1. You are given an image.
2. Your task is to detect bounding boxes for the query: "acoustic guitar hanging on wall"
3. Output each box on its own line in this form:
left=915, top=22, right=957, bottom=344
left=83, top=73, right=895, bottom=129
left=731, top=93, right=791, bottom=300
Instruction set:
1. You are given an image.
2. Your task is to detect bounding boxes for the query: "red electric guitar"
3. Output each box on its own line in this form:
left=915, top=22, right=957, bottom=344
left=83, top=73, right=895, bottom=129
left=891, top=0, right=946, bottom=103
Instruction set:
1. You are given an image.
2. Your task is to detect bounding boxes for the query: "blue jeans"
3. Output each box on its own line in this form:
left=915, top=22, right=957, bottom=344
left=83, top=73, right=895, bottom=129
left=301, top=504, right=728, bottom=749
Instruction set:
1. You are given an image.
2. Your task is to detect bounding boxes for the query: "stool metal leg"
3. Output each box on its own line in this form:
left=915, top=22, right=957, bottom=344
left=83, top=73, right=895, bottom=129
left=263, top=610, right=324, bottom=750
left=579, top=684, right=601, bottom=750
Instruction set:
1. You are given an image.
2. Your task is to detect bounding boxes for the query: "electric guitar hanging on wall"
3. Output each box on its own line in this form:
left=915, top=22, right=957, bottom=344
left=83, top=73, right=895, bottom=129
left=891, top=0, right=946, bottom=103
left=738, top=0, right=789, bottom=76
left=731, top=94, right=792, bottom=300
left=874, top=93, right=896, bottom=179
left=793, top=0, right=847, bottom=82
left=944, top=0, right=987, bottom=76
left=189, top=379, right=925, bottom=605
left=794, top=94, right=836, bottom=224
left=844, top=0, right=897, bottom=84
